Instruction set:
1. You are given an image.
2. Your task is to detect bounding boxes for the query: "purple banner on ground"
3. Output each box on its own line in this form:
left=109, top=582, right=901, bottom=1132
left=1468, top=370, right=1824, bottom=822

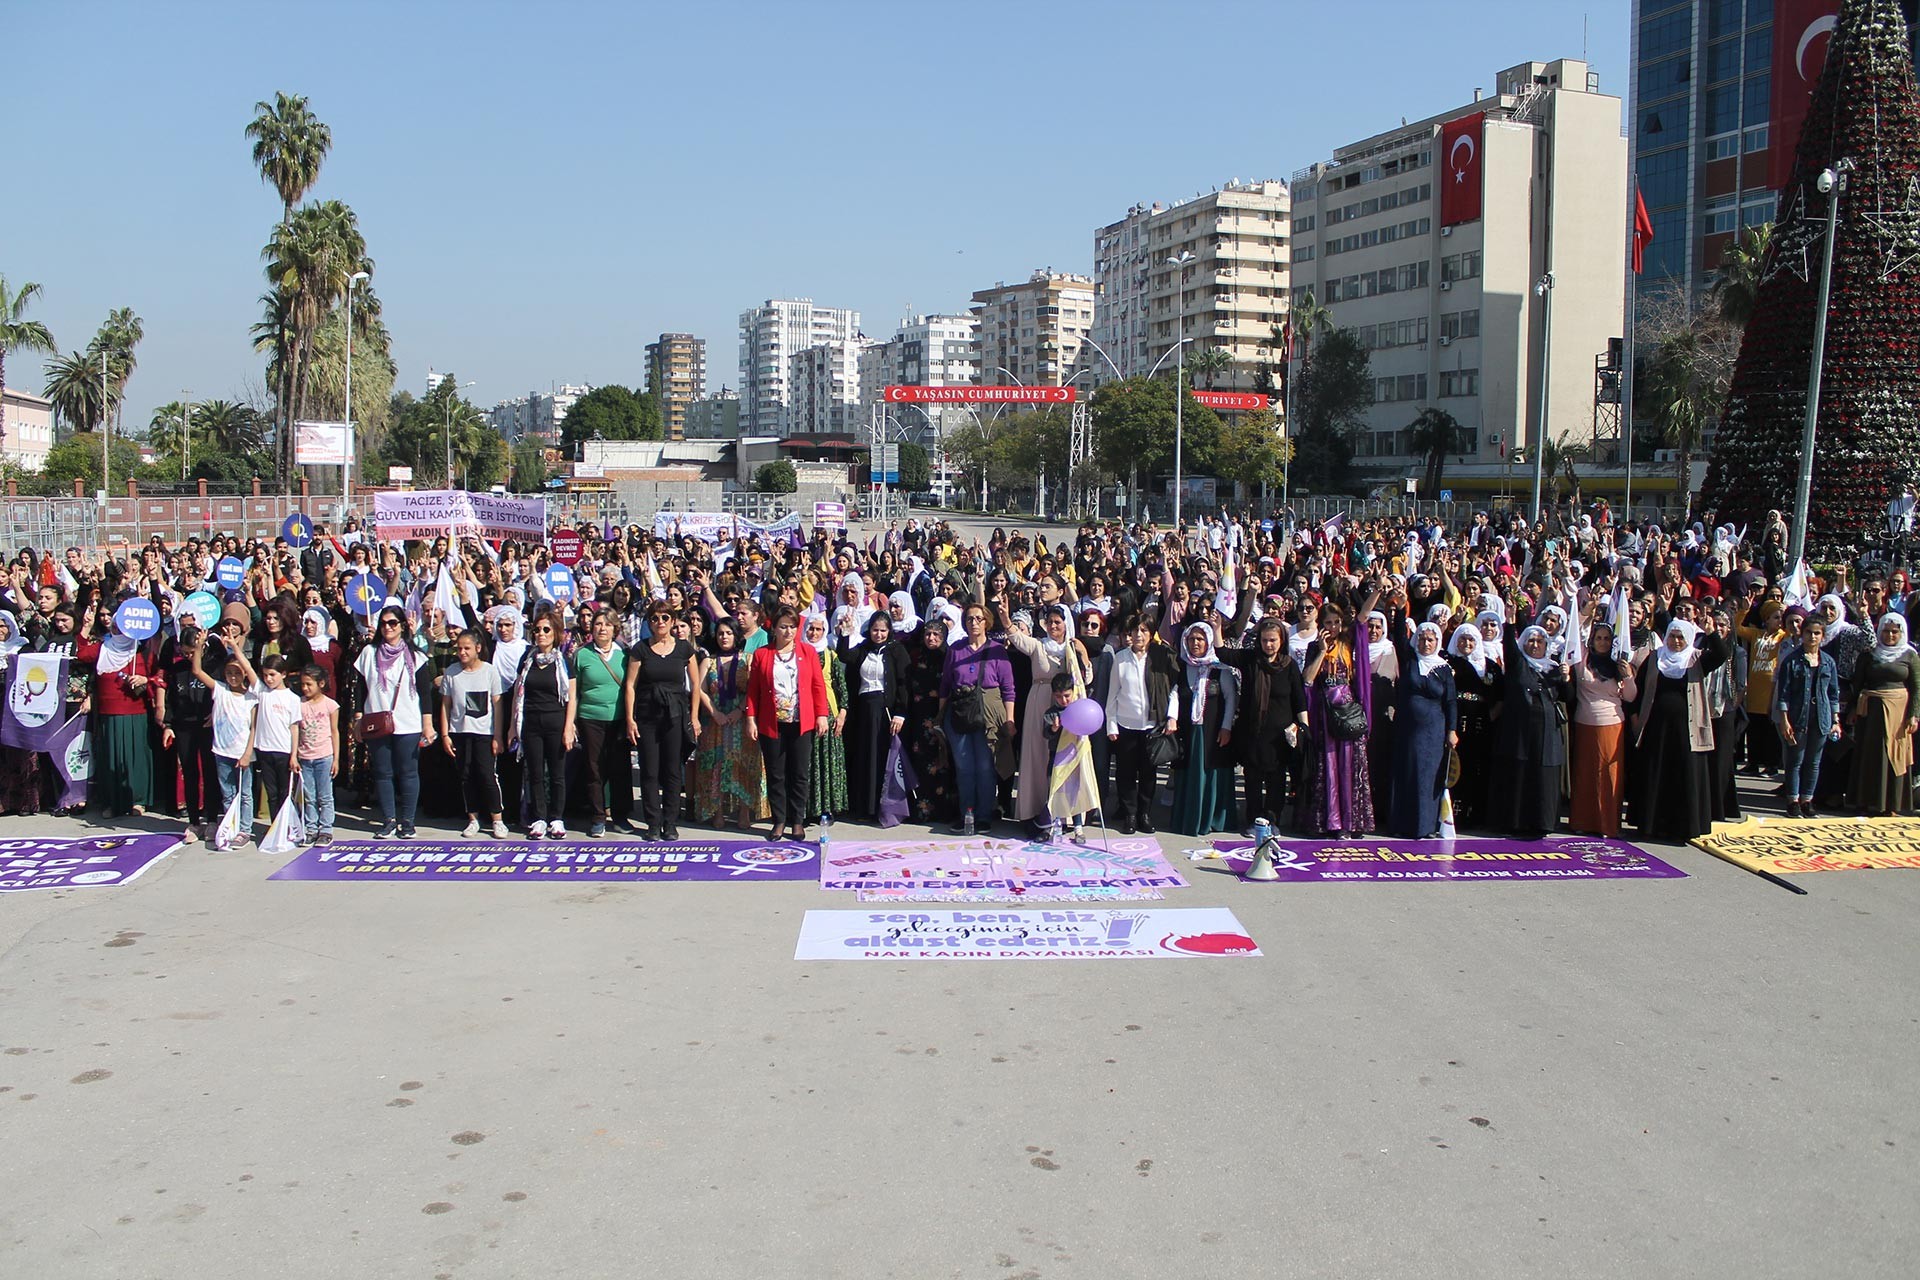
left=0, top=833, right=179, bottom=893
left=268, top=837, right=819, bottom=882
left=1202, top=834, right=1686, bottom=882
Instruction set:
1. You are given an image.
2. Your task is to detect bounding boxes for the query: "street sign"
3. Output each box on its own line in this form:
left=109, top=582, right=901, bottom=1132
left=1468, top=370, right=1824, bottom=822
left=1439, top=489, right=1453, bottom=503
left=388, top=465, right=413, bottom=484
left=883, top=385, right=1076, bottom=405
left=1404, top=478, right=1419, bottom=495
left=1189, top=391, right=1272, bottom=411
left=870, top=443, right=901, bottom=485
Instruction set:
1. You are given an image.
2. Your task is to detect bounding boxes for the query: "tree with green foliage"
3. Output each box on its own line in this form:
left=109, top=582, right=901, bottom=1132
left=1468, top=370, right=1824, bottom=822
left=43, top=349, right=108, bottom=435
left=1213, top=407, right=1289, bottom=495
left=1290, top=328, right=1372, bottom=493
left=381, top=379, right=496, bottom=488
left=31, top=433, right=149, bottom=496
left=561, top=385, right=662, bottom=448
left=754, top=459, right=797, bottom=493
left=1091, top=376, right=1223, bottom=501
left=510, top=440, right=551, bottom=492
left=246, top=91, right=332, bottom=227
left=1405, top=406, right=1463, bottom=498
left=897, top=439, right=931, bottom=493
left=1187, top=345, right=1233, bottom=389
left=0, top=277, right=56, bottom=442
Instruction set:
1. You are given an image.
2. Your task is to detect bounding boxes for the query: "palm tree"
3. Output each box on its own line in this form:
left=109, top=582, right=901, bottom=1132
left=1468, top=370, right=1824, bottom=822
left=1644, top=319, right=1732, bottom=524
left=1405, top=406, right=1461, bottom=498
left=1291, top=289, right=1333, bottom=353
left=1188, top=345, right=1233, bottom=389
left=1711, top=222, right=1771, bottom=328
left=246, top=92, right=332, bottom=226
left=1540, top=432, right=1591, bottom=521
left=262, top=200, right=369, bottom=480
left=0, top=277, right=57, bottom=453
left=198, top=400, right=265, bottom=456
left=87, top=308, right=143, bottom=435
left=147, top=400, right=194, bottom=461
left=43, top=350, right=109, bottom=435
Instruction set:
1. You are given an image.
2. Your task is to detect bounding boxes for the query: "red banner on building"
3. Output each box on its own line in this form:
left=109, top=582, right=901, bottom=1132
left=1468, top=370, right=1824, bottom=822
left=1440, top=112, right=1485, bottom=227
left=1189, top=391, right=1271, bottom=411
left=883, top=385, right=1078, bottom=404
left=1771, top=0, right=1840, bottom=187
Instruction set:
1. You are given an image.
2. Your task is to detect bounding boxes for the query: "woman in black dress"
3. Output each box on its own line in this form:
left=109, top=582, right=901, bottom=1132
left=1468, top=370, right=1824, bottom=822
left=1445, top=623, right=1503, bottom=829
left=837, top=611, right=911, bottom=820
left=622, top=602, right=701, bottom=841
left=1221, top=617, right=1308, bottom=831
left=1387, top=621, right=1458, bottom=839
left=1492, top=625, right=1570, bottom=839
left=1627, top=618, right=1730, bottom=841
left=905, top=619, right=956, bottom=824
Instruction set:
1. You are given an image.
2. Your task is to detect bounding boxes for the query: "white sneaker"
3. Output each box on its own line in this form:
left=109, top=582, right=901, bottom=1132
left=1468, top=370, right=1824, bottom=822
left=549, top=823, right=567, bottom=841
left=490, top=819, right=510, bottom=839
left=461, top=819, right=481, bottom=838
left=529, top=820, right=549, bottom=839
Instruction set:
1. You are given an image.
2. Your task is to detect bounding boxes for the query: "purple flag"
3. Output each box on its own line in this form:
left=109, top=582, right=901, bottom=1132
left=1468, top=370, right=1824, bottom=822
left=1, top=653, right=68, bottom=751
left=49, top=711, right=90, bottom=809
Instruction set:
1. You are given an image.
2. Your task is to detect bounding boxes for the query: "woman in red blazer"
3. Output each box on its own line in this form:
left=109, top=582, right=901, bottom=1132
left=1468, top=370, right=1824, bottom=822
left=745, top=609, right=832, bottom=840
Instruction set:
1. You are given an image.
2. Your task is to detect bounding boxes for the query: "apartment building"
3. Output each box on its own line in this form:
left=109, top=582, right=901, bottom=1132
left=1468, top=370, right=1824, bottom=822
left=685, top=387, right=742, bottom=440
left=737, top=299, right=862, bottom=435
left=1091, top=180, right=1291, bottom=389
left=0, top=387, right=55, bottom=471
left=787, top=340, right=868, bottom=437
left=857, top=314, right=980, bottom=445
left=969, top=271, right=1095, bottom=391
left=644, top=333, right=707, bottom=441
left=489, top=384, right=593, bottom=443
left=1290, top=59, right=1627, bottom=478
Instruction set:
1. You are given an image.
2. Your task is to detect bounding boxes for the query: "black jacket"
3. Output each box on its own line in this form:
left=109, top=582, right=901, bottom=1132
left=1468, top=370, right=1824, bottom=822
left=837, top=637, right=912, bottom=719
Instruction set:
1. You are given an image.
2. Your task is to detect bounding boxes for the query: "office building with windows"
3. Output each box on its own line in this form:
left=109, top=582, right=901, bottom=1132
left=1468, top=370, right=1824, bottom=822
left=1630, top=1, right=1920, bottom=294
left=787, top=340, right=868, bottom=437
left=1289, top=59, right=1627, bottom=489
left=857, top=313, right=980, bottom=446
left=1090, top=180, right=1292, bottom=389
left=644, top=333, right=706, bottom=441
left=737, top=299, right=862, bottom=436
left=969, top=271, right=1095, bottom=390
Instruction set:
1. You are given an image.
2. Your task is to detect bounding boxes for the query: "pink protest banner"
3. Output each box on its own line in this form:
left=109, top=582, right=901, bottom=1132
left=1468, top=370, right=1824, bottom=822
left=550, top=529, right=585, bottom=565
left=821, top=833, right=1187, bottom=902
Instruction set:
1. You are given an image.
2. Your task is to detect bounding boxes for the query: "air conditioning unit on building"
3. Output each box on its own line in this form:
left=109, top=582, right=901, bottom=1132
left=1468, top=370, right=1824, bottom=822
left=1439, top=335, right=1452, bottom=347
left=1441, top=225, right=1453, bottom=237
left=1440, top=280, right=1453, bottom=291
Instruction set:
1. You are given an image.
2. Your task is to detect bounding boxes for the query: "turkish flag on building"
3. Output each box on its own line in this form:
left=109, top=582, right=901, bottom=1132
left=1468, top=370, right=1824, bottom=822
left=1771, top=0, right=1840, bottom=188
left=1440, top=112, right=1485, bottom=227
left=1632, top=188, right=1655, bottom=274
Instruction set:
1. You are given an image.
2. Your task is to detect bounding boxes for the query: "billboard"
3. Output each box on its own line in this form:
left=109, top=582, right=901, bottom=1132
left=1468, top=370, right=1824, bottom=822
left=1189, top=391, right=1271, bottom=411
left=293, top=421, right=353, bottom=466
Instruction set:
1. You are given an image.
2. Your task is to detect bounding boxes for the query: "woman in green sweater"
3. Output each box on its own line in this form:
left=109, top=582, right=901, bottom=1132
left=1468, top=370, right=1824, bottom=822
left=566, top=608, right=632, bottom=837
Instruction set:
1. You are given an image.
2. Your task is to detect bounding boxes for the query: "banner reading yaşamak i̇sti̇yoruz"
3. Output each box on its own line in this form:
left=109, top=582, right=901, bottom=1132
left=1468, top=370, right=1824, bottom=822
left=373, top=490, right=547, bottom=542
left=823, top=834, right=1188, bottom=902
left=1203, top=834, right=1686, bottom=882
left=0, top=833, right=179, bottom=893
left=793, top=907, right=1260, bottom=960
left=652, top=511, right=805, bottom=546
left=268, top=837, right=818, bottom=881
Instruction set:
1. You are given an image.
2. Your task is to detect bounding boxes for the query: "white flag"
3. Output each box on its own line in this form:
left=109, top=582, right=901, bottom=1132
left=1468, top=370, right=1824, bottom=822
left=435, top=561, right=469, bottom=631
left=260, top=773, right=308, bottom=854
left=1784, top=560, right=1814, bottom=609
left=1608, top=581, right=1633, bottom=661
left=213, top=784, right=246, bottom=851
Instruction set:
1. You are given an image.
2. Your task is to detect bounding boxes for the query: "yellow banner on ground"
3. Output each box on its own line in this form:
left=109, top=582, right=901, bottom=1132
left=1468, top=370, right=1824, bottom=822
left=1692, top=816, right=1920, bottom=874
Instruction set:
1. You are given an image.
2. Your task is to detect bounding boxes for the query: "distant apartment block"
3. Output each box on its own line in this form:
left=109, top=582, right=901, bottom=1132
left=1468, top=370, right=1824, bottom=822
left=644, top=333, right=706, bottom=441
left=970, top=271, right=1095, bottom=391
left=737, top=299, right=862, bottom=435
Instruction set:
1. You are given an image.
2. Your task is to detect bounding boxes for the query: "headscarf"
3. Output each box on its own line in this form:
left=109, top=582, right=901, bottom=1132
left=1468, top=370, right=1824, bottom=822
left=1446, top=623, right=1486, bottom=676
left=887, top=590, right=920, bottom=635
left=1586, top=622, right=1622, bottom=681
left=1816, top=593, right=1857, bottom=637
left=1424, top=602, right=1452, bottom=628
left=1518, top=625, right=1556, bottom=674
left=1873, top=613, right=1913, bottom=665
left=804, top=611, right=831, bottom=655
left=302, top=607, right=333, bottom=653
left=1413, top=622, right=1448, bottom=677
left=98, top=621, right=140, bottom=676
left=1474, top=609, right=1505, bottom=647
left=1180, top=621, right=1218, bottom=724
left=0, top=612, right=25, bottom=662
left=1656, top=618, right=1701, bottom=680
left=491, top=610, right=528, bottom=688
left=1039, top=603, right=1071, bottom=662
left=1366, top=611, right=1393, bottom=667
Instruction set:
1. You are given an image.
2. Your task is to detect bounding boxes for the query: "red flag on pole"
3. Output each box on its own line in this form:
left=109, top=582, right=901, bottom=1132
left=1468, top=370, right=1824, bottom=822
left=1632, top=188, right=1655, bottom=274
left=1440, top=113, right=1485, bottom=227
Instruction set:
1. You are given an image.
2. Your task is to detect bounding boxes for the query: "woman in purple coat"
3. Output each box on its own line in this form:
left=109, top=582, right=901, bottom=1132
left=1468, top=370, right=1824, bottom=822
left=1304, top=580, right=1384, bottom=837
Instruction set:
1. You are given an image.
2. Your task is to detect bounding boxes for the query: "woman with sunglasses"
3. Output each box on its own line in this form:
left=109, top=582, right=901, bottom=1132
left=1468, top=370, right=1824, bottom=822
left=351, top=606, right=435, bottom=839
left=623, top=603, right=701, bottom=841
left=512, top=609, right=572, bottom=837
left=568, top=608, right=632, bottom=838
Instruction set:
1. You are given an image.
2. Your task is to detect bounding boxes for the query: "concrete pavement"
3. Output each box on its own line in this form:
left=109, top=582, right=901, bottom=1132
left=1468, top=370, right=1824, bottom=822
left=1, top=790, right=1915, bottom=1279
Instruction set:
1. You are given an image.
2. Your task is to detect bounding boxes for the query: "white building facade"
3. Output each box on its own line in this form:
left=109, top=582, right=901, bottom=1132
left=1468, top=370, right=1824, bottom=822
left=787, top=340, right=868, bottom=437
left=969, top=271, right=1095, bottom=390
left=0, top=388, right=55, bottom=471
left=737, top=299, right=862, bottom=436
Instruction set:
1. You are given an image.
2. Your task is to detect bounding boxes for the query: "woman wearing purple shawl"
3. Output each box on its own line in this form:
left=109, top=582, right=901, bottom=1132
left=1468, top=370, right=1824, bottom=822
left=1304, top=578, right=1383, bottom=837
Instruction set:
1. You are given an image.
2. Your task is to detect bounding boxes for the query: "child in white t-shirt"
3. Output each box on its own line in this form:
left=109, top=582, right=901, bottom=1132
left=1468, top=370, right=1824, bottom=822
left=189, top=632, right=258, bottom=848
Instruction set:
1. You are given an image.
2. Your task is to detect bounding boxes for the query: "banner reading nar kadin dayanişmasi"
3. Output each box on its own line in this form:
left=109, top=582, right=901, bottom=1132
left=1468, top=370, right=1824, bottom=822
left=269, top=837, right=818, bottom=882
left=822, top=834, right=1188, bottom=902
left=0, top=833, right=179, bottom=893
left=373, top=490, right=547, bottom=543
left=1203, top=834, right=1685, bottom=882
left=793, top=907, right=1260, bottom=960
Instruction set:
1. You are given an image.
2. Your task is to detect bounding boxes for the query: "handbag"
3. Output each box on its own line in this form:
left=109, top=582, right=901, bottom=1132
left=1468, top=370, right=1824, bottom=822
left=949, top=660, right=989, bottom=733
left=1325, top=689, right=1367, bottom=741
left=354, top=661, right=403, bottom=741
left=1146, top=732, right=1180, bottom=768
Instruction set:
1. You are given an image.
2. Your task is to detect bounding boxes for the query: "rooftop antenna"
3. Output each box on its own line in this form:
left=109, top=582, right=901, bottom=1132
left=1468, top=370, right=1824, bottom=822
left=1583, top=13, right=1589, bottom=63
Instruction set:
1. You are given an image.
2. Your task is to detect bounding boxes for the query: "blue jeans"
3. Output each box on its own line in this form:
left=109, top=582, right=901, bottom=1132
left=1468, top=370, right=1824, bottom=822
left=945, top=713, right=996, bottom=821
left=214, top=756, right=253, bottom=834
left=367, top=734, right=421, bottom=828
left=300, top=756, right=336, bottom=834
left=1782, top=731, right=1828, bottom=801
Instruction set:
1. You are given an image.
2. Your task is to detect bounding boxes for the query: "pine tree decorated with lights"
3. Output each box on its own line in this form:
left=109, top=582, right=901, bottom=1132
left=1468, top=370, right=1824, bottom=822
left=1701, top=0, right=1920, bottom=557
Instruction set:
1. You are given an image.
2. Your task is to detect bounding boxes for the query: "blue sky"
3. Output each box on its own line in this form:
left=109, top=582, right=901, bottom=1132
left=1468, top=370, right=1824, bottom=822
left=4, top=0, right=1626, bottom=432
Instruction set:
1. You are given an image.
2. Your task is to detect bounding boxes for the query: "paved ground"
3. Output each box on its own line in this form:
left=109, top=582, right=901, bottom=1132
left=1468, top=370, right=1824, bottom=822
left=3, top=775, right=1915, bottom=1280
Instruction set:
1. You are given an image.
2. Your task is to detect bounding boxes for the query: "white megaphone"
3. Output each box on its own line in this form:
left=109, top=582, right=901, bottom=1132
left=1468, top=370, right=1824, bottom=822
left=1242, top=836, right=1282, bottom=881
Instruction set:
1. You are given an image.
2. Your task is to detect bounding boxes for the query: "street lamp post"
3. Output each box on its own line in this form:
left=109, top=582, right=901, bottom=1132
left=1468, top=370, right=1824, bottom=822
left=344, top=270, right=369, bottom=514
left=181, top=392, right=191, bottom=481
left=1529, top=272, right=1555, bottom=528
left=1145, top=335, right=1194, bottom=531
left=1789, top=161, right=1852, bottom=574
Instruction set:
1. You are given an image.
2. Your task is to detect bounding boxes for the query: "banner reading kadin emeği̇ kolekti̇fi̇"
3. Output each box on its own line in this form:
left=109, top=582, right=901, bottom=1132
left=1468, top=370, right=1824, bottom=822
left=1204, top=834, right=1685, bottom=882
left=822, top=834, right=1188, bottom=902
left=268, top=837, right=818, bottom=882
left=372, top=490, right=547, bottom=542
left=0, top=833, right=179, bottom=893
left=792, top=907, right=1259, bottom=960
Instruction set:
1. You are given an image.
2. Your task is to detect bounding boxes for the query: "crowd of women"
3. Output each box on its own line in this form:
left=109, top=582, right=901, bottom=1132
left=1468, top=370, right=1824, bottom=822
left=1, top=504, right=1916, bottom=848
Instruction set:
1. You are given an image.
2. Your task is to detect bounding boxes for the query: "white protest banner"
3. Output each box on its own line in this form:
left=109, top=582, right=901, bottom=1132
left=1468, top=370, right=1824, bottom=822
left=652, top=512, right=739, bottom=543
left=792, top=907, right=1261, bottom=961
left=373, top=490, right=547, bottom=543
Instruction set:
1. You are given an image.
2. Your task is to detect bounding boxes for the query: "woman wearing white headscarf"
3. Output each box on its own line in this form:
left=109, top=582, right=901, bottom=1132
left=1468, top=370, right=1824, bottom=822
left=1626, top=617, right=1729, bottom=840
left=886, top=590, right=921, bottom=637
left=1490, top=625, right=1570, bottom=839
left=1170, top=622, right=1239, bottom=836
left=1365, top=608, right=1400, bottom=822
left=1847, top=613, right=1920, bottom=815
left=1445, top=623, right=1503, bottom=827
left=1385, top=620, right=1457, bottom=838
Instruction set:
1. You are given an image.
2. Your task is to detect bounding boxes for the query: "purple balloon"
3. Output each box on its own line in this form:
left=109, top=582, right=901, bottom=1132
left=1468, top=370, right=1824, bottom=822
left=1061, top=697, right=1105, bottom=738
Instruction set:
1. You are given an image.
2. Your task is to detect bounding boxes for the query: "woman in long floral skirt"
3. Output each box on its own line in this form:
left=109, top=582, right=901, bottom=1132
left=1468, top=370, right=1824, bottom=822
left=804, top=614, right=849, bottom=819
left=691, top=617, right=768, bottom=829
